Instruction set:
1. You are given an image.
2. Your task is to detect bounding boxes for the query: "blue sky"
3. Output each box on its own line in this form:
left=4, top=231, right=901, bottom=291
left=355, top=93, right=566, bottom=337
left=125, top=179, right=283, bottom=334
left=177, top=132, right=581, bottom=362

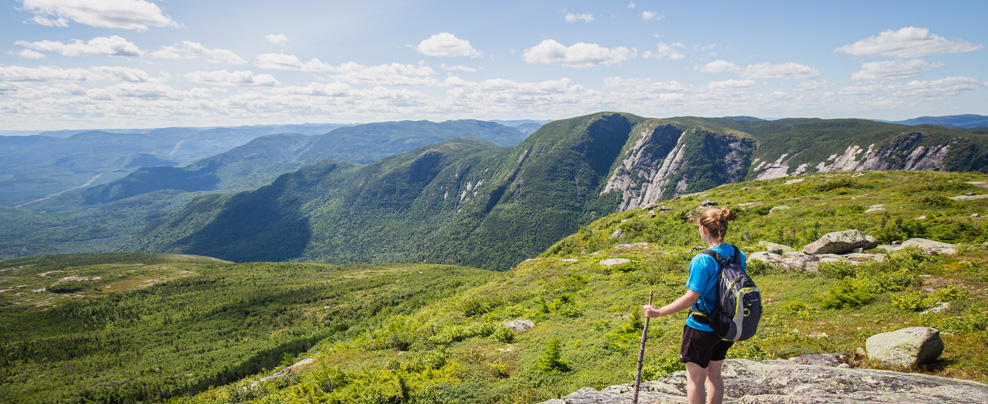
left=1, top=0, right=986, bottom=130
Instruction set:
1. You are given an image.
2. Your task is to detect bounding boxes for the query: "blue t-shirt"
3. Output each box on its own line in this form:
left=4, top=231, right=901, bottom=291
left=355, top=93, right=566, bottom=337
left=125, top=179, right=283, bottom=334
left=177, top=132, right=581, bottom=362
left=685, top=243, right=747, bottom=332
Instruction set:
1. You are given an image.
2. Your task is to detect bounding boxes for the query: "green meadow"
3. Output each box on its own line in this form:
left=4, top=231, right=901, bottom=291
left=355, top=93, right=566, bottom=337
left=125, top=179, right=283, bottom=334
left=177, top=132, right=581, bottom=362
left=1, top=171, right=986, bottom=403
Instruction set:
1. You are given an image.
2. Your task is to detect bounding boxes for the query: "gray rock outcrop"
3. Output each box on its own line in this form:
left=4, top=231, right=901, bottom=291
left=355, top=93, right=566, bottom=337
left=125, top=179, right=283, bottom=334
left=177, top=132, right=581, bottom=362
left=538, top=357, right=987, bottom=403
left=880, top=238, right=958, bottom=255
left=757, top=241, right=793, bottom=255
left=803, top=230, right=878, bottom=255
left=599, top=258, right=632, bottom=267
left=747, top=250, right=883, bottom=272
left=503, top=320, right=535, bottom=332
left=866, top=327, right=944, bottom=367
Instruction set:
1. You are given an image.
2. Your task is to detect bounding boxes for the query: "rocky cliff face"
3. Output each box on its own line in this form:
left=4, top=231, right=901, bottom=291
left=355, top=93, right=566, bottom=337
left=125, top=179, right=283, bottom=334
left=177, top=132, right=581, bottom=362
left=539, top=358, right=988, bottom=404
left=602, top=123, right=755, bottom=210
left=752, top=132, right=951, bottom=180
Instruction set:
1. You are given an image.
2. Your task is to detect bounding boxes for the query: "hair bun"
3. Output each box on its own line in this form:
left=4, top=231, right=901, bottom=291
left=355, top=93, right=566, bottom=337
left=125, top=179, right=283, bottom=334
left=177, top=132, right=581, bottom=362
left=719, top=208, right=735, bottom=222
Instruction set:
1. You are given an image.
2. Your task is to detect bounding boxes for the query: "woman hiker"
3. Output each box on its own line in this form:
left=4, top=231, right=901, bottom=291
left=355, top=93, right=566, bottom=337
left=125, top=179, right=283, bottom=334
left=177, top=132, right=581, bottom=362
left=642, top=207, right=746, bottom=404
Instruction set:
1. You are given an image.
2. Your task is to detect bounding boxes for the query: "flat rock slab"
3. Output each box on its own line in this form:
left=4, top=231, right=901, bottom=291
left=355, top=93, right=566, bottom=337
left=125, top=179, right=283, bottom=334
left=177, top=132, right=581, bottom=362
left=614, top=242, right=650, bottom=249
left=599, top=258, right=632, bottom=267
left=949, top=194, right=988, bottom=201
left=538, top=358, right=988, bottom=404
left=880, top=238, right=958, bottom=255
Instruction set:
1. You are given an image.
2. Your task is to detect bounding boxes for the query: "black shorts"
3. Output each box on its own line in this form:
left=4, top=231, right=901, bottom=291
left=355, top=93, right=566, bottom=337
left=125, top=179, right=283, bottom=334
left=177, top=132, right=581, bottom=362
left=680, top=325, right=734, bottom=368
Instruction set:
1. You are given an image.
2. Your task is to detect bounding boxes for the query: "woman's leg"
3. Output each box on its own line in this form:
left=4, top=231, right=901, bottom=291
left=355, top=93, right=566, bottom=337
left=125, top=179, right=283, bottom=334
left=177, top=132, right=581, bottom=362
left=685, top=362, right=708, bottom=404
left=704, top=360, right=725, bottom=404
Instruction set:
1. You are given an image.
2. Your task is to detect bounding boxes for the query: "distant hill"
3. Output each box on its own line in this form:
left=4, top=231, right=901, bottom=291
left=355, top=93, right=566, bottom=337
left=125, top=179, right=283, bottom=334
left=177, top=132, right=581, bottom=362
left=133, top=112, right=988, bottom=270
left=0, top=123, right=350, bottom=207
left=888, top=114, right=988, bottom=128
left=79, top=120, right=527, bottom=205
left=0, top=120, right=528, bottom=259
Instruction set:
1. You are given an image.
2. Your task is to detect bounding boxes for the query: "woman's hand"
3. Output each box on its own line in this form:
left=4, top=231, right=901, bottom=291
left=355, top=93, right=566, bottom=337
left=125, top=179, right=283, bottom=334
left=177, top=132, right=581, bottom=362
left=643, top=304, right=662, bottom=318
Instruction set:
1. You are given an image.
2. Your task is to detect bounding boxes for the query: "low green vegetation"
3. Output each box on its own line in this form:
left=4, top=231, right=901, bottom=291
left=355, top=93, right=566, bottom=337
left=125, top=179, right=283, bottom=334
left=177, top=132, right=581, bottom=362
left=2, top=171, right=987, bottom=404
left=0, top=253, right=493, bottom=403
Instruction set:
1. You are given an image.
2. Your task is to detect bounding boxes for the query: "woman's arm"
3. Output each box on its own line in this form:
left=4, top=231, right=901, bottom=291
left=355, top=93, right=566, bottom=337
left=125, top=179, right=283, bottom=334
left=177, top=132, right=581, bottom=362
left=643, top=290, right=701, bottom=318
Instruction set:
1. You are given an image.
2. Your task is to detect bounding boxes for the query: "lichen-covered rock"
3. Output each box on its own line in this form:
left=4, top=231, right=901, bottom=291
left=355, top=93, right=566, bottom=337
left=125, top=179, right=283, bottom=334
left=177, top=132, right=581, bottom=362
left=599, top=258, right=631, bottom=267
left=803, top=230, right=874, bottom=255
left=537, top=358, right=987, bottom=403
left=757, top=241, right=793, bottom=254
left=503, top=320, right=535, bottom=332
left=866, top=327, right=944, bottom=367
left=881, top=238, right=958, bottom=255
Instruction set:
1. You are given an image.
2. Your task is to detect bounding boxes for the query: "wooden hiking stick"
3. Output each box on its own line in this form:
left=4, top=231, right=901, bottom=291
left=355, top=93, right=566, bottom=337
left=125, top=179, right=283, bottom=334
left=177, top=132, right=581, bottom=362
left=632, top=290, right=653, bottom=404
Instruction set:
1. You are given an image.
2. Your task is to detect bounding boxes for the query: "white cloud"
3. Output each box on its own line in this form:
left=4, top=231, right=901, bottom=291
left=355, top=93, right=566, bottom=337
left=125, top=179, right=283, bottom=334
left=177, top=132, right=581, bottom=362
left=256, top=53, right=334, bottom=72
left=186, top=70, right=280, bottom=87
left=442, top=64, right=478, bottom=72
left=415, top=33, right=482, bottom=58
left=281, top=82, right=351, bottom=97
left=851, top=59, right=945, bottom=81
left=16, top=35, right=144, bottom=57
left=151, top=41, right=247, bottom=65
left=565, top=13, right=593, bottom=23
left=0, top=65, right=151, bottom=82
left=898, top=76, right=985, bottom=98
left=842, top=76, right=985, bottom=99
left=794, top=79, right=833, bottom=91
left=641, top=11, right=663, bottom=21
left=18, top=49, right=46, bottom=59
left=21, top=0, right=179, bottom=31
left=523, top=39, right=634, bottom=68
left=836, top=26, right=984, bottom=58
left=694, top=60, right=740, bottom=74
left=707, top=79, right=757, bottom=89
left=90, top=66, right=151, bottom=82
left=694, top=60, right=819, bottom=79
left=627, top=2, right=636, bottom=8
left=643, top=42, right=685, bottom=61
left=741, top=62, right=820, bottom=79
left=265, top=34, right=289, bottom=45
left=329, top=62, right=439, bottom=86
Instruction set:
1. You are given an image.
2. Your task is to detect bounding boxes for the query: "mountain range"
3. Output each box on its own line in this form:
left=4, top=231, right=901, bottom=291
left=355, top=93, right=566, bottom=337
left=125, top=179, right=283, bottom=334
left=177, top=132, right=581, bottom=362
left=130, top=112, right=988, bottom=270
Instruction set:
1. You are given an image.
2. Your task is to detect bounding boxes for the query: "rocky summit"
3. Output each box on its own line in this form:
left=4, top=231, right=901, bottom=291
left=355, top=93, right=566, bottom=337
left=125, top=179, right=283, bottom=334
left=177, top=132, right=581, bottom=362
left=538, top=358, right=988, bottom=404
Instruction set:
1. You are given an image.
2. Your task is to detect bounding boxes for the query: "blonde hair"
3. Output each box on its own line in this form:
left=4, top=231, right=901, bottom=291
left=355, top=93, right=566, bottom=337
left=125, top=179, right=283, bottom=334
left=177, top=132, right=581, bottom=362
left=692, top=207, right=735, bottom=241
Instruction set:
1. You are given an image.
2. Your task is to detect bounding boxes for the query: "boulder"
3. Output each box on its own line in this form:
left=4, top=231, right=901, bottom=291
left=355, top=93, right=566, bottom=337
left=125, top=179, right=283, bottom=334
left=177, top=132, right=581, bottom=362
left=599, top=258, right=631, bottom=267
left=503, top=320, right=535, bottom=332
left=537, top=358, right=988, bottom=404
left=902, top=238, right=957, bottom=255
left=803, top=229, right=874, bottom=255
left=758, top=241, right=793, bottom=254
left=866, top=327, right=944, bottom=367
left=880, top=238, right=958, bottom=255
left=609, top=229, right=624, bottom=239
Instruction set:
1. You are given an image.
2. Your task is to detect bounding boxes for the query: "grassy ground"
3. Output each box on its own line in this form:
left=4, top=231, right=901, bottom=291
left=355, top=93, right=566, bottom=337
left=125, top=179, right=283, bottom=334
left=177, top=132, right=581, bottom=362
left=3, top=171, right=986, bottom=404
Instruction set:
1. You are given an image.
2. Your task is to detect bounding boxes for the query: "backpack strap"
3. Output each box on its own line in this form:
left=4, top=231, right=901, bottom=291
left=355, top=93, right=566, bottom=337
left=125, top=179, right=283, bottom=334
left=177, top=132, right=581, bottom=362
left=693, top=248, right=728, bottom=315
left=700, top=249, right=729, bottom=267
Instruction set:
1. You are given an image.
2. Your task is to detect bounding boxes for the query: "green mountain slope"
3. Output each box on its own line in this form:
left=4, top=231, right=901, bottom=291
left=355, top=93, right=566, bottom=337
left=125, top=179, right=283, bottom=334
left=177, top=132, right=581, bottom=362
left=169, top=170, right=988, bottom=403
left=135, top=112, right=988, bottom=271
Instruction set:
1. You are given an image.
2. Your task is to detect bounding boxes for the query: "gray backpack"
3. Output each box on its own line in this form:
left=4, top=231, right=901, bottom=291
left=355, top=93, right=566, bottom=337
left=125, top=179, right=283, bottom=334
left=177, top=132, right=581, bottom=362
left=698, top=246, right=762, bottom=342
